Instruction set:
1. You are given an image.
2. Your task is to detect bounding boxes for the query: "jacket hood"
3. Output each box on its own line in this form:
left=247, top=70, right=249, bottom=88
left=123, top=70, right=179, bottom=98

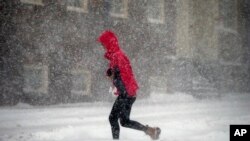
left=98, top=30, right=139, bottom=96
left=98, top=30, right=120, bottom=54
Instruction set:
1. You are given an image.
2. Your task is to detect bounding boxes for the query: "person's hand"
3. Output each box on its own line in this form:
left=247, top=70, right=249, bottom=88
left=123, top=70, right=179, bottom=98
left=109, top=86, right=118, bottom=97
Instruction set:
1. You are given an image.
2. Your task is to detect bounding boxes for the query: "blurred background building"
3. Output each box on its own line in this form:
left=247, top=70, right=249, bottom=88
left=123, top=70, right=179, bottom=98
left=0, top=0, right=250, bottom=105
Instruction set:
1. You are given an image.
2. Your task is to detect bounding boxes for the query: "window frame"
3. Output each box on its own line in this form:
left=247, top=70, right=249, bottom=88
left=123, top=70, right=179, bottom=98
left=23, top=65, right=48, bottom=94
left=147, top=0, right=165, bottom=24
left=110, top=0, right=129, bottom=19
left=66, top=0, right=89, bottom=13
left=70, top=69, right=91, bottom=96
left=20, top=0, right=44, bottom=6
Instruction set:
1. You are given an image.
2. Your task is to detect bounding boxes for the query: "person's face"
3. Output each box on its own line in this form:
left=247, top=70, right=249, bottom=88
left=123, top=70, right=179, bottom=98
left=101, top=43, right=106, bottom=50
left=107, top=73, right=114, bottom=81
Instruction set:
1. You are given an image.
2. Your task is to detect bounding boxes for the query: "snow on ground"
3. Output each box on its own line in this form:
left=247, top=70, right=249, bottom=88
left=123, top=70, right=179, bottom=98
left=0, top=93, right=250, bottom=141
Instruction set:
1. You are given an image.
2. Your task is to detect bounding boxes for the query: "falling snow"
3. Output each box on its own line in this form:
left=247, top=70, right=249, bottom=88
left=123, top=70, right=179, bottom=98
left=1, top=0, right=250, bottom=140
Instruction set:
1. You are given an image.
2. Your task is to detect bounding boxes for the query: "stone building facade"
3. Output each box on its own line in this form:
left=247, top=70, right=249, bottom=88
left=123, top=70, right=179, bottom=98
left=0, top=0, right=249, bottom=105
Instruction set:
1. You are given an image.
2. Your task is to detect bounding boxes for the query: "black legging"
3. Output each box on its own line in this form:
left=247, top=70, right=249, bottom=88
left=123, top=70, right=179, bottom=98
left=109, top=96, right=147, bottom=139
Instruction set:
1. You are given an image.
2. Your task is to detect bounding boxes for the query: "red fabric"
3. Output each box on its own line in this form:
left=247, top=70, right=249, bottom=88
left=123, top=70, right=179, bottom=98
left=98, top=30, right=139, bottom=97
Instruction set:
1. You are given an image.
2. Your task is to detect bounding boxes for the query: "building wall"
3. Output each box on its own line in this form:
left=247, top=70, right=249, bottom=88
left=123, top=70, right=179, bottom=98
left=0, top=0, right=249, bottom=105
left=174, top=0, right=250, bottom=97
left=0, top=1, right=23, bottom=105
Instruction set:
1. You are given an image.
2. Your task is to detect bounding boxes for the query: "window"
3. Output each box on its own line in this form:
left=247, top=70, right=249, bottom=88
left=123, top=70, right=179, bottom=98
left=147, top=0, right=165, bottom=24
left=219, top=0, right=240, bottom=64
left=110, top=0, right=128, bottom=18
left=23, top=65, right=48, bottom=94
left=20, top=0, right=43, bottom=6
left=71, top=69, right=91, bottom=96
left=66, top=0, right=88, bottom=13
left=220, top=0, right=237, bottom=30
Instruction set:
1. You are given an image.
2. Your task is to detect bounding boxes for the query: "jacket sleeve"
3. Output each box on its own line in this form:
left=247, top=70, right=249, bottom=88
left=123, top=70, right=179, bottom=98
left=113, top=67, right=128, bottom=98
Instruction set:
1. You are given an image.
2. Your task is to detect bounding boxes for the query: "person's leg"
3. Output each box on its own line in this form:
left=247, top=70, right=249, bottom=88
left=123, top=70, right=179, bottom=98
left=119, top=97, right=161, bottom=140
left=119, top=97, right=147, bottom=131
left=109, top=97, right=122, bottom=139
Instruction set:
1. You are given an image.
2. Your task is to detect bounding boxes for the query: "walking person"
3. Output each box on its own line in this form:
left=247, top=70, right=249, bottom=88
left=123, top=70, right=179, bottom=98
left=98, top=30, right=161, bottom=140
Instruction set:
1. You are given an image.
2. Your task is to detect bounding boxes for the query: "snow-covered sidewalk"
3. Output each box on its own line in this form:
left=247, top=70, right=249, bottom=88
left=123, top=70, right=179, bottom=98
left=0, top=93, right=250, bottom=141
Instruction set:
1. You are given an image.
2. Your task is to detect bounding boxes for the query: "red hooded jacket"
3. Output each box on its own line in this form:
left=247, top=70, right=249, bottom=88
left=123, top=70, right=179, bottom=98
left=98, top=30, right=139, bottom=97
